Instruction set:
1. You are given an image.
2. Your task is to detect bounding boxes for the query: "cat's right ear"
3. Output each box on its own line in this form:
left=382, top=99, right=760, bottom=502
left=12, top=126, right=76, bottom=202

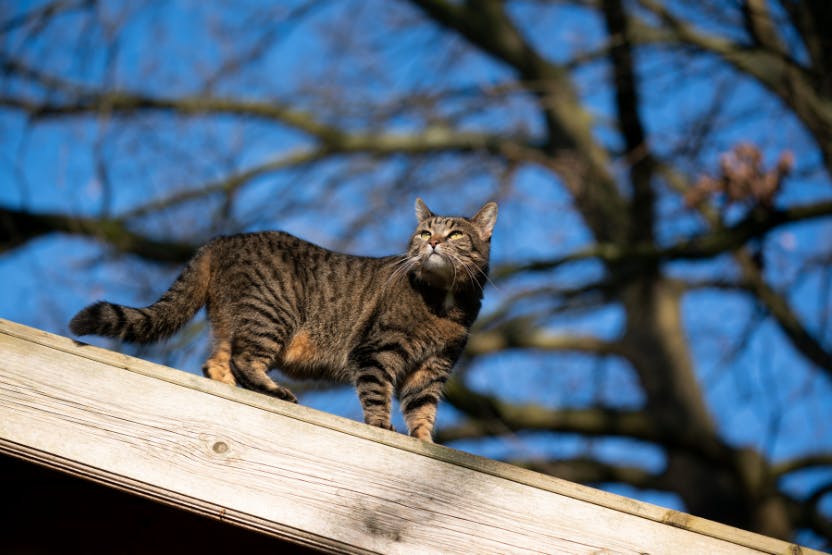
left=471, top=201, right=498, bottom=241
left=415, top=198, right=434, bottom=222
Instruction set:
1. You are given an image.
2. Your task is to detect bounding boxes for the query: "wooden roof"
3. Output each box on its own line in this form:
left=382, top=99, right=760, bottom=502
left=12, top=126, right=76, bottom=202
left=0, top=318, right=821, bottom=554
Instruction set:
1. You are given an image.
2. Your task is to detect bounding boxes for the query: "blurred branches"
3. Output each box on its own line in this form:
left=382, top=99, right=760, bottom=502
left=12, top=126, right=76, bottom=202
left=493, top=198, right=832, bottom=276
left=635, top=0, right=832, bottom=171
left=1, top=0, right=830, bottom=547
left=0, top=206, right=196, bottom=262
left=0, top=82, right=527, bottom=156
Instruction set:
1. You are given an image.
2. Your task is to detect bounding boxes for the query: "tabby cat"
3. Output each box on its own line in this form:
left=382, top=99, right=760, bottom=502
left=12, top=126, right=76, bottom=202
left=70, top=198, right=497, bottom=441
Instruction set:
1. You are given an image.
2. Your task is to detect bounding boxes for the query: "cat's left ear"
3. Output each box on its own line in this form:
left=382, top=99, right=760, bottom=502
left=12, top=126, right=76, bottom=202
left=470, top=201, right=498, bottom=241
left=415, top=198, right=434, bottom=222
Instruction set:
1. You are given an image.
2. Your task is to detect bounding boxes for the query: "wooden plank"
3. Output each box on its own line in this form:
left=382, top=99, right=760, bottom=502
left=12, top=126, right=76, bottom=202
left=0, top=318, right=820, bottom=555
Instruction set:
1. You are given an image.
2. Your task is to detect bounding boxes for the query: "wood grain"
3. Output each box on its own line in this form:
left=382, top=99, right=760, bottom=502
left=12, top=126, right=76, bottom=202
left=0, top=318, right=819, bottom=554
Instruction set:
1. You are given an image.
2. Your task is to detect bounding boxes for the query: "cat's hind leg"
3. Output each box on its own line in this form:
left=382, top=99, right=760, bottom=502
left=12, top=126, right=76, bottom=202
left=202, top=325, right=235, bottom=385
left=230, top=333, right=298, bottom=403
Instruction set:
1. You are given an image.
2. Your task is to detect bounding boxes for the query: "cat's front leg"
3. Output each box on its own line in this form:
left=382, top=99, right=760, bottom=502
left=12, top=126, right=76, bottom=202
left=354, top=367, right=395, bottom=431
left=398, top=356, right=452, bottom=442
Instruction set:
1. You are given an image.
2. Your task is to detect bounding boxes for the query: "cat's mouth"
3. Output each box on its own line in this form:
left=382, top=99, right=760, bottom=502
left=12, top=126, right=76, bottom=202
left=425, top=251, right=445, bottom=264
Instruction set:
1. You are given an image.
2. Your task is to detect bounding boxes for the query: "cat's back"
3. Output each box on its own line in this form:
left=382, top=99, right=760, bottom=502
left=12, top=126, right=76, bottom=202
left=209, top=230, right=385, bottom=265
left=206, top=230, right=397, bottom=296
left=208, top=230, right=332, bottom=258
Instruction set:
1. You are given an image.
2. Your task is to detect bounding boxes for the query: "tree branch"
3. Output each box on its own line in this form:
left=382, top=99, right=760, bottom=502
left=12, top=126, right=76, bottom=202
left=0, top=88, right=538, bottom=164
left=780, top=0, right=832, bottom=89
left=510, top=457, right=662, bottom=490
left=773, top=453, right=832, bottom=478
left=0, top=0, right=90, bottom=34
left=602, top=0, right=656, bottom=246
left=120, top=148, right=330, bottom=220
left=408, top=0, right=552, bottom=79
left=0, top=207, right=197, bottom=263
left=439, top=377, right=738, bottom=465
left=467, top=319, right=625, bottom=358
left=634, top=0, right=832, bottom=173
left=741, top=0, right=786, bottom=54
left=661, top=154, right=832, bottom=381
left=409, top=0, right=631, bottom=244
left=437, top=383, right=658, bottom=444
left=804, top=480, right=832, bottom=544
left=736, top=250, right=832, bottom=378
left=493, top=199, right=832, bottom=281
left=0, top=91, right=336, bottom=136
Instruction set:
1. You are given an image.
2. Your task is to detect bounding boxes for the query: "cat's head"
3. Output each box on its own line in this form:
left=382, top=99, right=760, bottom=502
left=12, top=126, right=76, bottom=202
left=405, top=198, right=498, bottom=291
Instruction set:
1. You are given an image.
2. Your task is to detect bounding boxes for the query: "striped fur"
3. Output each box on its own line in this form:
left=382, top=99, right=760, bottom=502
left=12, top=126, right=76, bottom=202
left=69, top=198, right=497, bottom=441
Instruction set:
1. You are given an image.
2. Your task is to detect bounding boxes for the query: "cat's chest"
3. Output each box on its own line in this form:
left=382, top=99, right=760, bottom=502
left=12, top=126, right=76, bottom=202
left=442, top=291, right=455, bottom=312
left=404, top=297, right=469, bottom=349
left=428, top=290, right=474, bottom=326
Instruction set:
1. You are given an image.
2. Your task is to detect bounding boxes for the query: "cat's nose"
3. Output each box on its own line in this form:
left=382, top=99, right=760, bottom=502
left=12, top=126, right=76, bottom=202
left=429, top=238, right=441, bottom=248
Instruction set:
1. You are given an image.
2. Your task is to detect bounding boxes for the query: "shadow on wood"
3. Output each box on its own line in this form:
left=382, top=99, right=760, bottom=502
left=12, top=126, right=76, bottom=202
left=1, top=452, right=318, bottom=554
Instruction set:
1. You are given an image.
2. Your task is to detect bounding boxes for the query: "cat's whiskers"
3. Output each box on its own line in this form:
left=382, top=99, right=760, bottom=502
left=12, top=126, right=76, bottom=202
left=445, top=250, right=480, bottom=293
left=450, top=254, right=467, bottom=292
left=466, top=263, right=482, bottom=289
left=386, top=257, right=410, bottom=283
left=446, top=248, right=497, bottom=294
left=384, top=255, right=417, bottom=290
left=471, top=259, right=500, bottom=293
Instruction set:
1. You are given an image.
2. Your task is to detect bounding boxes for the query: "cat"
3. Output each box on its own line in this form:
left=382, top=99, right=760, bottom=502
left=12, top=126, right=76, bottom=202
left=69, top=198, right=497, bottom=441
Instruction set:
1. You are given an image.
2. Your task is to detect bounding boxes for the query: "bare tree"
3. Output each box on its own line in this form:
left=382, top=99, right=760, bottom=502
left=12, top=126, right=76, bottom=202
left=1, top=0, right=830, bottom=546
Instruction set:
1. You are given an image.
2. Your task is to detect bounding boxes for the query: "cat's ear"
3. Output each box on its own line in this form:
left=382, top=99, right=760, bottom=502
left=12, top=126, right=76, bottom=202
left=415, top=198, right=434, bottom=222
left=470, top=201, right=498, bottom=240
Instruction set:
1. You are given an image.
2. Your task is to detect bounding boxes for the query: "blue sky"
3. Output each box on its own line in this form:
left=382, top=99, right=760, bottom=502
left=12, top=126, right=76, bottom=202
left=2, top=0, right=831, bottom=545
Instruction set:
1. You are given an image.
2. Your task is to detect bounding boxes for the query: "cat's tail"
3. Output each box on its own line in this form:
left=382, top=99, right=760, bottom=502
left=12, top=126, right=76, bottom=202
left=69, top=245, right=212, bottom=343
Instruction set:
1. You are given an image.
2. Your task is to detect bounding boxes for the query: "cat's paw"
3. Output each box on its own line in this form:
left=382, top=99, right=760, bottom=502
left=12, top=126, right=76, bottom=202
left=411, top=431, right=433, bottom=443
left=270, top=386, right=298, bottom=403
left=368, top=420, right=395, bottom=432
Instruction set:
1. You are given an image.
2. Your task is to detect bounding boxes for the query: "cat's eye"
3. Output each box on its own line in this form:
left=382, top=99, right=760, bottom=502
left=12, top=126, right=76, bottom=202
left=419, top=230, right=432, bottom=240
left=448, top=231, right=464, bottom=240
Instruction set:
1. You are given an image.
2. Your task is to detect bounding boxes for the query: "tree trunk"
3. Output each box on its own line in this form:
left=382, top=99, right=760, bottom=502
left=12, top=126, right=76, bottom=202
left=620, top=276, right=793, bottom=538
